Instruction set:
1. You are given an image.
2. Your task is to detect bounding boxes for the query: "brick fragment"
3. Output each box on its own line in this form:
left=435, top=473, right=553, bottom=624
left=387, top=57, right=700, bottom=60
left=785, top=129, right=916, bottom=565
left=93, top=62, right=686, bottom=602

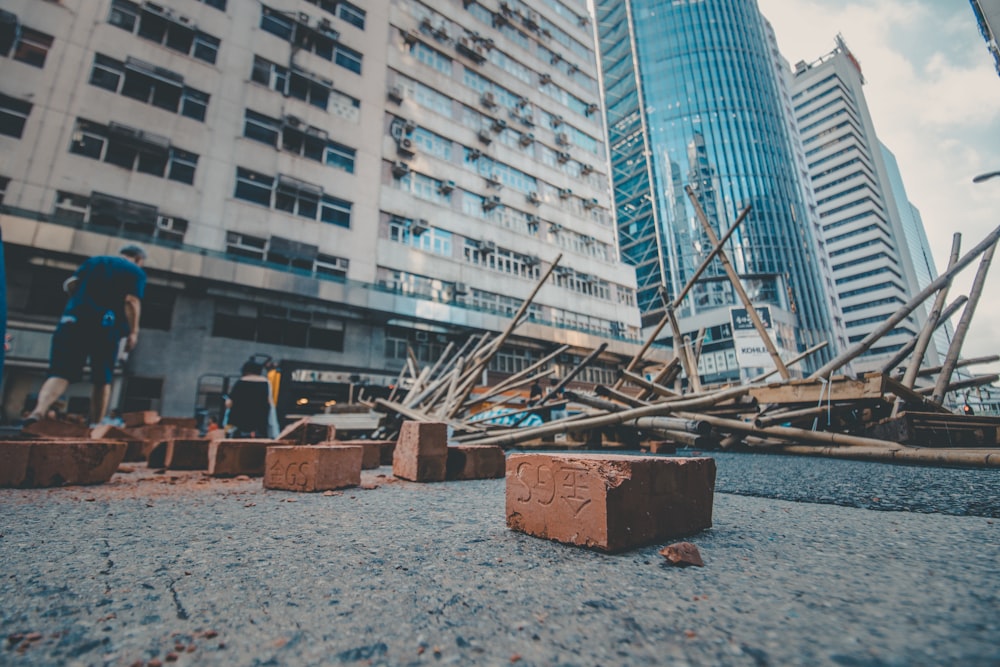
left=392, top=421, right=447, bottom=482
left=22, top=419, right=91, bottom=439
left=446, top=445, right=505, bottom=480
left=208, top=439, right=279, bottom=476
left=648, top=441, right=677, bottom=455
left=164, top=439, right=211, bottom=470
left=158, top=417, right=197, bottom=429
left=277, top=418, right=336, bottom=445
left=506, top=453, right=715, bottom=553
left=333, top=440, right=393, bottom=469
left=0, top=440, right=127, bottom=488
left=264, top=445, right=362, bottom=492
left=121, top=411, right=159, bottom=427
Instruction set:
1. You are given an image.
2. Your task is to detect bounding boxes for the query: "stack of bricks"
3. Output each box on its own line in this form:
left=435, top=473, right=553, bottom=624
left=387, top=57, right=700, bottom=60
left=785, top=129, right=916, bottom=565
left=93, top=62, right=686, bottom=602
left=392, top=421, right=448, bottom=482
left=0, top=440, right=127, bottom=488
left=264, top=445, right=362, bottom=491
left=506, top=453, right=716, bottom=553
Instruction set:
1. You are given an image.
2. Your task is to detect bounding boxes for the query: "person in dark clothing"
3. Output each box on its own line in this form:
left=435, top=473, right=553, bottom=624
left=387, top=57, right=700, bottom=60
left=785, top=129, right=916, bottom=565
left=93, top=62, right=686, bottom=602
left=25, top=245, right=146, bottom=426
left=528, top=379, right=543, bottom=406
left=225, top=360, right=272, bottom=438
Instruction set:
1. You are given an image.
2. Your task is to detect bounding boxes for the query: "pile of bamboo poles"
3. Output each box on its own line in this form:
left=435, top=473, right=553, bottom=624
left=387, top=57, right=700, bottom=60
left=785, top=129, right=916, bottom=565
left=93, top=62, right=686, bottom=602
left=365, top=199, right=1000, bottom=468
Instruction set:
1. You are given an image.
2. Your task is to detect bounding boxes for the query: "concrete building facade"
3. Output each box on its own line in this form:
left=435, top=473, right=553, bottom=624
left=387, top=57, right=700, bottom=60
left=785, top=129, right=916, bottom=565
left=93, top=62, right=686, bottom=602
left=0, top=0, right=645, bottom=421
left=791, top=37, right=939, bottom=373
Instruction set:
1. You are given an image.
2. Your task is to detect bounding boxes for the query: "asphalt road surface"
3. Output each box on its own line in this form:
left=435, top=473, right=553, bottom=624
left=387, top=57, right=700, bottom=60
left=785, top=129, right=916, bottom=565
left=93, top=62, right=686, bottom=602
left=1, top=451, right=998, bottom=666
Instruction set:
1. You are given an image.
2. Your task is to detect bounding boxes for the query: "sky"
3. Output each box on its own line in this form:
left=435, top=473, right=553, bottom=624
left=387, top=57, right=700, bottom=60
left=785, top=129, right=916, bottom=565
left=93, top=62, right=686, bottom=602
left=756, top=0, right=1000, bottom=376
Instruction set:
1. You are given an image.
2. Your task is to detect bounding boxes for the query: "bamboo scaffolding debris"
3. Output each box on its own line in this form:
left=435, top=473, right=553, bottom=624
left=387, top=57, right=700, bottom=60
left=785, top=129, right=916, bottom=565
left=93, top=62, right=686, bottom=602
left=366, top=210, right=1000, bottom=469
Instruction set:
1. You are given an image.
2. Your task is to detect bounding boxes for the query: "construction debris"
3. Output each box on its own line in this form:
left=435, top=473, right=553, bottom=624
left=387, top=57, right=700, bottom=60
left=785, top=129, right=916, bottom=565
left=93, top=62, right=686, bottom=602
left=364, top=220, right=1000, bottom=469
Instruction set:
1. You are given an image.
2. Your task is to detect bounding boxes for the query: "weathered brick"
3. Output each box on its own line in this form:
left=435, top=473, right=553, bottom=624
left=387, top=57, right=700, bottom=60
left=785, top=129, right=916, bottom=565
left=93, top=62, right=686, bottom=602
left=163, top=439, right=211, bottom=470
left=506, top=453, right=715, bottom=553
left=122, top=410, right=159, bottom=427
left=208, top=439, right=277, bottom=477
left=22, top=419, right=91, bottom=439
left=264, top=445, right=362, bottom=492
left=446, top=445, right=505, bottom=480
left=0, top=442, right=31, bottom=487
left=392, top=422, right=448, bottom=482
left=158, top=417, right=198, bottom=429
left=0, top=440, right=127, bottom=488
left=277, top=418, right=337, bottom=445
left=333, top=440, right=390, bottom=469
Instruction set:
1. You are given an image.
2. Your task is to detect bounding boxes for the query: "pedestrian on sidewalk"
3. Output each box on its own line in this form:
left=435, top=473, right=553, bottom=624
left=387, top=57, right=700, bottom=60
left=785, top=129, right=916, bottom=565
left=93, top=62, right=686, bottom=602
left=24, top=244, right=146, bottom=427
left=224, top=359, right=272, bottom=438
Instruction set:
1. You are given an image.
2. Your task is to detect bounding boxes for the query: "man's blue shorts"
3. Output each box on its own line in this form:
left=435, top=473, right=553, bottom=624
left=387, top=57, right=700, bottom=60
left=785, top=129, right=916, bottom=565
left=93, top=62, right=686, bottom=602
left=48, top=317, right=120, bottom=384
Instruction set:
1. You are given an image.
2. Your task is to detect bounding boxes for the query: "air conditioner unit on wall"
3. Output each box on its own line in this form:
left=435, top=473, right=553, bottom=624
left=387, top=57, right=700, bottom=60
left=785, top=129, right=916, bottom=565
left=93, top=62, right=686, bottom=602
left=388, top=85, right=404, bottom=104
left=410, top=218, right=430, bottom=235
left=391, top=161, right=410, bottom=177
left=438, top=180, right=455, bottom=194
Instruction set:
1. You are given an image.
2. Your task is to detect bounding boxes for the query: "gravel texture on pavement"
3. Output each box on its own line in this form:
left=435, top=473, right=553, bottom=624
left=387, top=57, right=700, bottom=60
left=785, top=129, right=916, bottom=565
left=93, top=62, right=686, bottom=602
left=1, top=452, right=998, bottom=667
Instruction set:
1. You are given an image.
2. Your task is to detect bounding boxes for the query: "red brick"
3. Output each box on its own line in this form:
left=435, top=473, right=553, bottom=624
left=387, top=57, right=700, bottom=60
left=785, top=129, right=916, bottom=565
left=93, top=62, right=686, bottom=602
left=332, top=440, right=390, bottom=469
left=208, top=439, right=278, bottom=477
left=22, top=419, right=91, bottom=439
left=122, top=411, right=160, bottom=427
left=277, top=418, right=336, bottom=445
left=0, top=440, right=127, bottom=488
left=392, top=421, right=448, bottom=482
left=506, top=453, right=715, bottom=553
left=264, top=445, right=362, bottom=492
left=164, top=439, right=211, bottom=470
left=158, top=417, right=197, bottom=429
left=0, top=442, right=31, bottom=487
left=446, top=445, right=505, bottom=480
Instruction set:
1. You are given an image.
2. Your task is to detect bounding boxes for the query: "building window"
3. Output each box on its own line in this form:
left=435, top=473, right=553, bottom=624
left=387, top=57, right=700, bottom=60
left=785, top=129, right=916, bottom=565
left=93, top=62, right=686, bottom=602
left=69, top=119, right=199, bottom=185
left=0, top=175, right=9, bottom=205
left=141, top=285, right=176, bottom=330
left=108, top=0, right=220, bottom=64
left=251, top=56, right=335, bottom=111
left=338, top=1, right=365, bottom=29
left=225, top=231, right=267, bottom=260
left=90, top=54, right=209, bottom=121
left=212, top=299, right=345, bottom=351
left=10, top=26, right=53, bottom=68
left=0, top=93, right=32, bottom=138
left=199, top=0, right=227, bottom=10
left=410, top=41, right=451, bottom=75
left=242, top=110, right=356, bottom=173
left=259, top=5, right=362, bottom=74
left=233, top=167, right=352, bottom=227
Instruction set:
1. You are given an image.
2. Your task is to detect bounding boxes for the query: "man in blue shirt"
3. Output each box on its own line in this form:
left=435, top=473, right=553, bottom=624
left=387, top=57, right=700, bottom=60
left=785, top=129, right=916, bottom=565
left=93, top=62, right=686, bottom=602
left=25, top=245, right=147, bottom=426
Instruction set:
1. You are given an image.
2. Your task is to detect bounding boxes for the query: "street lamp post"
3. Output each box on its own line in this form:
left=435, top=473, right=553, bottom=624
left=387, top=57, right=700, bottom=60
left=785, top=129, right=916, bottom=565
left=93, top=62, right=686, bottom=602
left=972, top=171, right=1000, bottom=184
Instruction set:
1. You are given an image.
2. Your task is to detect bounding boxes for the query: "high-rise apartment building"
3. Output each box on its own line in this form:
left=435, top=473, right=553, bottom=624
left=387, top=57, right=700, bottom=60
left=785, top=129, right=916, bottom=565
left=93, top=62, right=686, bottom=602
left=970, top=0, right=1000, bottom=77
left=0, top=0, right=644, bottom=420
left=791, top=37, right=940, bottom=373
left=595, top=0, right=836, bottom=383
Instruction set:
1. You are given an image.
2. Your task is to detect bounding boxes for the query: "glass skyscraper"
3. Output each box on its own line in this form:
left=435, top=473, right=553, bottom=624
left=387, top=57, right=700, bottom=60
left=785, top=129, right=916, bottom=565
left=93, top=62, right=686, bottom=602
left=596, top=0, right=835, bottom=378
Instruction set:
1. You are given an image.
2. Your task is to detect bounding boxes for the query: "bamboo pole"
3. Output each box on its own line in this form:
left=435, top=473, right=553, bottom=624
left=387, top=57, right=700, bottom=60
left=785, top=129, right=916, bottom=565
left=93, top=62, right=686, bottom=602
left=881, top=296, right=969, bottom=373
left=746, top=341, right=829, bottom=384
left=671, top=412, right=901, bottom=449
left=630, top=416, right=712, bottom=436
left=564, top=391, right=629, bottom=413
left=635, top=359, right=681, bottom=400
left=683, top=334, right=703, bottom=393
left=814, top=222, right=1000, bottom=379
left=754, top=404, right=854, bottom=428
left=619, top=369, right=680, bottom=399
left=541, top=343, right=609, bottom=406
left=902, top=233, right=962, bottom=390
left=917, top=373, right=999, bottom=395
left=612, top=205, right=752, bottom=390
left=916, top=355, right=1000, bottom=377
left=464, top=386, right=750, bottom=447
left=685, top=185, right=789, bottom=380
left=447, top=254, right=563, bottom=413
left=463, top=345, right=569, bottom=407
left=772, top=444, right=1000, bottom=468
left=931, top=242, right=997, bottom=404
left=594, top=384, right=652, bottom=408
left=666, top=305, right=700, bottom=391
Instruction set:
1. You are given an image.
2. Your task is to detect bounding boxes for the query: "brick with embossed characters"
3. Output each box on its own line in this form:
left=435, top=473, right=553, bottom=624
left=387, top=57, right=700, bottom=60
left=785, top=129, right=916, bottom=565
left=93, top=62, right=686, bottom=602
left=506, top=453, right=715, bottom=553
left=264, top=445, right=362, bottom=492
